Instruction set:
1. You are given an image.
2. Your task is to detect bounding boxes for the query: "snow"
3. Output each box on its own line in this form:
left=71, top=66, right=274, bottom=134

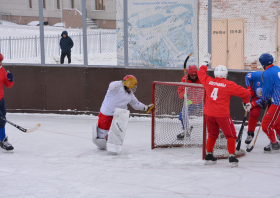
left=27, top=21, right=40, bottom=26
left=53, top=22, right=64, bottom=27
left=1, top=113, right=280, bottom=198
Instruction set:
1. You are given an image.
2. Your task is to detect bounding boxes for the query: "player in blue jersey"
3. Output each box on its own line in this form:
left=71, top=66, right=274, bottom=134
left=244, top=71, right=266, bottom=144
left=259, top=53, right=280, bottom=153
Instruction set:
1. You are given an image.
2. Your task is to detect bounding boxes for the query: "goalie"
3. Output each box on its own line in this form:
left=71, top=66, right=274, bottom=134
left=92, top=75, right=154, bottom=152
left=177, top=65, right=203, bottom=139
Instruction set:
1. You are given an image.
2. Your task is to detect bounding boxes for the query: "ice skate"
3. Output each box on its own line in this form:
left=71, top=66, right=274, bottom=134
left=92, top=123, right=107, bottom=150
left=177, top=126, right=193, bottom=140
left=219, top=129, right=225, bottom=139
left=0, top=136, right=14, bottom=153
left=204, top=152, right=217, bottom=165
left=245, top=131, right=254, bottom=144
left=264, top=142, right=280, bottom=153
left=229, top=155, right=238, bottom=167
left=276, top=133, right=280, bottom=141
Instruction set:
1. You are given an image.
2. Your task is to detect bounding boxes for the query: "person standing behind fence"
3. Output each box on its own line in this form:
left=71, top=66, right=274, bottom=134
left=60, top=31, right=74, bottom=64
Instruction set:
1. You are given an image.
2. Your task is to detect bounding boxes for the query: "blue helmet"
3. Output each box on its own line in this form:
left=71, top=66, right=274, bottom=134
left=259, top=53, right=273, bottom=69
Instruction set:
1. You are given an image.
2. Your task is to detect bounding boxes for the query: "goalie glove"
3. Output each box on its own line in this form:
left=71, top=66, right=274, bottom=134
left=202, top=53, right=212, bottom=67
left=243, top=102, right=251, bottom=112
left=123, top=77, right=137, bottom=89
left=144, top=103, right=154, bottom=114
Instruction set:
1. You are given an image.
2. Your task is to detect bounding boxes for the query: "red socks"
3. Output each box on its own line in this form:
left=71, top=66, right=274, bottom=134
left=206, top=137, right=216, bottom=153
left=227, top=138, right=236, bottom=155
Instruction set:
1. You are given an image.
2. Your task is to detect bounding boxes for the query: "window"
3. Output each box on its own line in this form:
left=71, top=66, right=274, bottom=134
left=43, top=0, right=46, bottom=9
left=29, top=0, right=32, bottom=8
left=95, top=0, right=105, bottom=10
left=56, top=0, right=60, bottom=9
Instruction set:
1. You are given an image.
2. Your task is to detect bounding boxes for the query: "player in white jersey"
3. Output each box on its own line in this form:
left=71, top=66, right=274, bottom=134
left=92, top=75, right=154, bottom=150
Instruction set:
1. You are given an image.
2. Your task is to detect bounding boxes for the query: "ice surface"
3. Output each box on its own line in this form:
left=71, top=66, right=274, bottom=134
left=1, top=113, right=280, bottom=198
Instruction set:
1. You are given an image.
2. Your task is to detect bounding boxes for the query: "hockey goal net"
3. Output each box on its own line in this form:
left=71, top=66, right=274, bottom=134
left=151, top=81, right=245, bottom=159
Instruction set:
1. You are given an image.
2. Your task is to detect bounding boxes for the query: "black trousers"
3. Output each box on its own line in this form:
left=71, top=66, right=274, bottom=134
left=60, top=52, right=71, bottom=64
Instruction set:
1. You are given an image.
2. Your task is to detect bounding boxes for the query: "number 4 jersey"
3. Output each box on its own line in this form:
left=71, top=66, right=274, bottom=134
left=198, top=65, right=250, bottom=117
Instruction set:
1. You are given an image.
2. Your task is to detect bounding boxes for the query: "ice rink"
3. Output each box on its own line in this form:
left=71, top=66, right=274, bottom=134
left=1, top=113, right=280, bottom=198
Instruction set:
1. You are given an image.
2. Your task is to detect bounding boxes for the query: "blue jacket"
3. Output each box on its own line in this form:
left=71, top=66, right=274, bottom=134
left=60, top=31, right=74, bottom=53
left=245, top=71, right=263, bottom=105
left=262, top=65, right=280, bottom=105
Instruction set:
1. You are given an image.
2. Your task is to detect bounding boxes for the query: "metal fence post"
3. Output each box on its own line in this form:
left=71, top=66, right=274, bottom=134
left=35, top=35, right=37, bottom=57
left=208, top=0, right=212, bottom=68
left=99, top=31, right=101, bottom=53
left=58, top=34, right=60, bottom=55
left=39, top=0, right=45, bottom=64
left=81, top=0, right=88, bottom=65
left=123, top=0, right=128, bottom=67
left=9, top=36, right=11, bottom=59
left=80, top=33, right=82, bottom=54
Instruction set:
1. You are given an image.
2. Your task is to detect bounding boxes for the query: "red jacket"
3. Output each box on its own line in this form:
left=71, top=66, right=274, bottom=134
left=198, top=65, right=250, bottom=117
left=177, top=75, right=203, bottom=105
left=0, top=67, right=14, bottom=100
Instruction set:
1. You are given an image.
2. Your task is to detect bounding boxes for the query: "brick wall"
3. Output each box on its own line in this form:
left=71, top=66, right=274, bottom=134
left=199, top=0, right=280, bottom=70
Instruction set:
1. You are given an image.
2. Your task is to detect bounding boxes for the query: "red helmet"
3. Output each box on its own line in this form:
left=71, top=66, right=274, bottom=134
left=187, top=65, right=198, bottom=76
left=0, top=54, right=3, bottom=61
left=123, top=75, right=137, bottom=85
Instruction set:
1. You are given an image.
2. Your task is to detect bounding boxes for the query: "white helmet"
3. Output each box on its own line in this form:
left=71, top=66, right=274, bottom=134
left=214, top=65, right=228, bottom=79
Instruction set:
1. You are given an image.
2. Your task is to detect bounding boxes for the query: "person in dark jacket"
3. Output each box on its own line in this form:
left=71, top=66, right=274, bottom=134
left=60, top=31, right=74, bottom=64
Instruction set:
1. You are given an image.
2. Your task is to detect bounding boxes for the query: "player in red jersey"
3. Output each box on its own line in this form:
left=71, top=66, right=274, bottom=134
left=177, top=65, right=203, bottom=139
left=197, top=53, right=251, bottom=167
left=0, top=54, right=14, bottom=152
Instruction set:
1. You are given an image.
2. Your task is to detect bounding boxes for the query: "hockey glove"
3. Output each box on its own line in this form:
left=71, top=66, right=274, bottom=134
left=7, top=71, right=13, bottom=82
left=250, top=101, right=257, bottom=109
left=247, top=87, right=255, bottom=97
left=267, top=98, right=272, bottom=107
left=144, top=103, right=154, bottom=114
left=202, top=53, right=212, bottom=67
left=123, top=77, right=137, bottom=89
left=243, top=102, right=251, bottom=112
left=260, top=99, right=267, bottom=109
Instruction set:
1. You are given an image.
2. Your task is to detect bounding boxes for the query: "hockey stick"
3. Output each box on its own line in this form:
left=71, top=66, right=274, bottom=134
left=246, top=106, right=268, bottom=152
left=182, top=52, right=193, bottom=139
left=184, top=52, right=193, bottom=82
left=235, top=111, right=248, bottom=151
left=0, top=117, right=41, bottom=133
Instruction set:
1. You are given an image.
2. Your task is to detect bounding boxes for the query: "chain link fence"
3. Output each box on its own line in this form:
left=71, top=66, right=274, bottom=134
left=0, top=0, right=117, bottom=65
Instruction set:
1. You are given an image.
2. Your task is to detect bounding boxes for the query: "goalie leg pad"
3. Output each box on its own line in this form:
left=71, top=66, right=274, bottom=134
left=92, top=123, right=107, bottom=150
left=107, top=108, right=130, bottom=155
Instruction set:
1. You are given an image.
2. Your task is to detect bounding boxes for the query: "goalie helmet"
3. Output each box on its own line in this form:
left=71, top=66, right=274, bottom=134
left=123, top=75, right=137, bottom=83
left=0, top=54, right=3, bottom=61
left=259, top=53, right=273, bottom=69
left=214, top=65, right=228, bottom=79
left=123, top=75, right=137, bottom=93
left=187, top=65, right=198, bottom=76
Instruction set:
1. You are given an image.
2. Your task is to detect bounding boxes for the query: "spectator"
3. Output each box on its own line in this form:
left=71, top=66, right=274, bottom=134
left=60, top=31, right=74, bottom=64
